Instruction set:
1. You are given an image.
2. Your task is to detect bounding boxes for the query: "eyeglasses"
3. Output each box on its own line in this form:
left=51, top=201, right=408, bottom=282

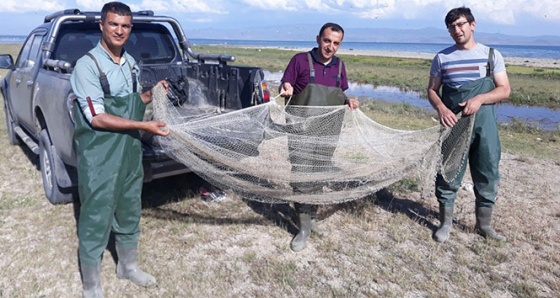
left=447, top=21, right=469, bottom=30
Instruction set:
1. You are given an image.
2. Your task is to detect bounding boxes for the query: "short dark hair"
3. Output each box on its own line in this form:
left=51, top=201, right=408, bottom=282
left=445, top=6, right=475, bottom=27
left=319, top=22, right=344, bottom=38
left=101, top=1, right=132, bottom=22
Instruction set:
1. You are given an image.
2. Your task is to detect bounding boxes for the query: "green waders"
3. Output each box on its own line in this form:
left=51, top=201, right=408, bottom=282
left=74, top=91, right=146, bottom=267
left=434, top=74, right=505, bottom=242
left=436, top=76, right=501, bottom=208
left=286, top=53, right=346, bottom=251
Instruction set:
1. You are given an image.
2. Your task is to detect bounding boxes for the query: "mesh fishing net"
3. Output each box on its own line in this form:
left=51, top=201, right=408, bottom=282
left=149, top=84, right=472, bottom=204
left=439, top=113, right=475, bottom=184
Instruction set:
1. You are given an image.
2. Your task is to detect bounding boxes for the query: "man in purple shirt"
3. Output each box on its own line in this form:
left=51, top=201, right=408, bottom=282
left=279, top=22, right=359, bottom=252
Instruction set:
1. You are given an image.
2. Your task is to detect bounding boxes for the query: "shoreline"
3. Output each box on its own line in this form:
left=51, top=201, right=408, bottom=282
left=336, top=48, right=560, bottom=69
left=237, top=45, right=560, bottom=69
left=1, top=42, right=558, bottom=69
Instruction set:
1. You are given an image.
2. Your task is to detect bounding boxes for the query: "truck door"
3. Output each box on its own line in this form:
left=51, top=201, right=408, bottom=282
left=7, top=31, right=46, bottom=131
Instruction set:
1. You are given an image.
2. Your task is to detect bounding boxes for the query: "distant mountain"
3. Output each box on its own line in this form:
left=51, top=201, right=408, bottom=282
left=188, top=25, right=560, bottom=46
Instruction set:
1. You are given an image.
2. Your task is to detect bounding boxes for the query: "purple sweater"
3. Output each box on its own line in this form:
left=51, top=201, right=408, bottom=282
left=281, top=48, right=349, bottom=95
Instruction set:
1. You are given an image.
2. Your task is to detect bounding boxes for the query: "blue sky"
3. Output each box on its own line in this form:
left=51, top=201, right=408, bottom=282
left=1, top=0, right=559, bottom=38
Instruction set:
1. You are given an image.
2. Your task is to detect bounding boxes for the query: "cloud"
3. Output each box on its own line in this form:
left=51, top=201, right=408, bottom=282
left=237, top=0, right=560, bottom=24
left=19, top=0, right=228, bottom=14
left=0, top=0, right=64, bottom=12
left=2, top=0, right=559, bottom=25
left=135, top=0, right=227, bottom=14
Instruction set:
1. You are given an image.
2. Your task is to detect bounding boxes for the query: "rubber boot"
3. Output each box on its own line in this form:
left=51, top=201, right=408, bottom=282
left=116, top=246, right=157, bottom=288
left=81, top=262, right=103, bottom=298
left=434, top=205, right=454, bottom=243
left=475, top=206, right=506, bottom=242
left=290, top=212, right=312, bottom=252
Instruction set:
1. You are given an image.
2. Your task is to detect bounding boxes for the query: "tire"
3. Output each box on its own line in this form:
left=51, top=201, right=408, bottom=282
left=4, top=102, right=20, bottom=145
left=39, top=129, right=75, bottom=204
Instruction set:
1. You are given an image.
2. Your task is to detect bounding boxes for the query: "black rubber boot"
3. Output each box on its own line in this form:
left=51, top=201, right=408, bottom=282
left=290, top=212, right=312, bottom=252
left=116, top=246, right=157, bottom=288
left=434, top=205, right=454, bottom=243
left=476, top=206, right=506, bottom=242
left=81, top=262, right=103, bottom=298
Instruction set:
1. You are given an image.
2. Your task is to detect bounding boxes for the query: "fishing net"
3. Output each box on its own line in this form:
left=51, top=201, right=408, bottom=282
left=149, top=84, right=472, bottom=204
left=439, top=113, right=475, bottom=184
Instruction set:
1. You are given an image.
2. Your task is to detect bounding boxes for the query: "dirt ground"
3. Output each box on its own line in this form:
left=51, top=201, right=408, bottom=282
left=0, top=116, right=559, bottom=298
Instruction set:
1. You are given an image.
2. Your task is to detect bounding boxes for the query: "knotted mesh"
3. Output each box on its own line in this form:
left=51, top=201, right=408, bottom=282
left=150, top=85, right=472, bottom=204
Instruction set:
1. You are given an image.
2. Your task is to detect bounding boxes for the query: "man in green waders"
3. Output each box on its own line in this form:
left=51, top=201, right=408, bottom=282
left=279, top=23, right=360, bottom=252
left=70, top=2, right=170, bottom=297
left=427, top=7, right=511, bottom=243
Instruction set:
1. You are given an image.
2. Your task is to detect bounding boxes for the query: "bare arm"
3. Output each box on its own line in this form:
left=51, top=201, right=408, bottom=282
left=427, top=75, right=458, bottom=127
left=91, top=114, right=169, bottom=136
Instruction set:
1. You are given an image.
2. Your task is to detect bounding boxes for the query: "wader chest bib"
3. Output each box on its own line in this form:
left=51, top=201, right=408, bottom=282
left=74, top=54, right=146, bottom=266
left=286, top=53, right=347, bottom=193
left=288, top=52, right=346, bottom=107
left=436, top=49, right=501, bottom=208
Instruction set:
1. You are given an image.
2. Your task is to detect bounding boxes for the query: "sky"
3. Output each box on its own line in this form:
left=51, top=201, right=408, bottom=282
left=1, top=0, right=559, bottom=38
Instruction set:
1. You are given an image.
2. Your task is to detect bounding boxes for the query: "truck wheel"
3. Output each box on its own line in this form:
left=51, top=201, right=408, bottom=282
left=4, top=103, right=20, bottom=145
left=39, top=129, right=75, bottom=204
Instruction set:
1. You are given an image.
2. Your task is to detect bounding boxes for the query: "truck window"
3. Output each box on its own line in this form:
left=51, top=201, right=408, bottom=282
left=16, top=33, right=45, bottom=70
left=52, top=30, right=99, bottom=66
left=125, top=29, right=177, bottom=64
left=51, top=23, right=177, bottom=66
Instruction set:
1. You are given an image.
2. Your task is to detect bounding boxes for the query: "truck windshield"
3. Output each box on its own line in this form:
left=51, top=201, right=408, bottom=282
left=52, top=23, right=177, bottom=66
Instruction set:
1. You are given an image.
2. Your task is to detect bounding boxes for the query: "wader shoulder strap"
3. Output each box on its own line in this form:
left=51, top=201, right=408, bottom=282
left=85, top=53, right=111, bottom=96
left=306, top=52, right=342, bottom=87
left=85, top=53, right=138, bottom=95
left=128, top=61, right=138, bottom=93
left=486, top=48, right=494, bottom=77
left=307, top=52, right=315, bottom=83
left=336, top=60, right=342, bottom=88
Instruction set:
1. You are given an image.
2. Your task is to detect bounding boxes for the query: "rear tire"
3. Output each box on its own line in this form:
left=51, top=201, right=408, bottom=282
left=4, top=102, right=20, bottom=145
left=39, top=129, right=75, bottom=204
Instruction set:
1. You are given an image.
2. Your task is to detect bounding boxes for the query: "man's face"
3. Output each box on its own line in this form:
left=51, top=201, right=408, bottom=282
left=99, top=11, right=132, bottom=51
left=316, top=27, right=343, bottom=64
left=447, top=16, right=476, bottom=46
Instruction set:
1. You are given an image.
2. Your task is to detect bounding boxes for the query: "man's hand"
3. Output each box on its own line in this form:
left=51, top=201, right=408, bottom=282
left=346, top=98, right=359, bottom=110
left=143, top=120, right=170, bottom=137
left=458, top=96, right=482, bottom=116
left=155, top=80, right=169, bottom=92
left=141, top=80, right=170, bottom=104
left=437, top=106, right=459, bottom=128
left=279, top=82, right=293, bottom=97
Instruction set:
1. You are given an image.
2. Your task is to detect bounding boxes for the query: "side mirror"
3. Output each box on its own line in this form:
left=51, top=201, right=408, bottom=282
left=0, top=54, right=14, bottom=69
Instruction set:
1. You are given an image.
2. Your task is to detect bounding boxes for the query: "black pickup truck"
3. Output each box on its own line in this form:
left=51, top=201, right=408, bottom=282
left=0, top=9, right=270, bottom=204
